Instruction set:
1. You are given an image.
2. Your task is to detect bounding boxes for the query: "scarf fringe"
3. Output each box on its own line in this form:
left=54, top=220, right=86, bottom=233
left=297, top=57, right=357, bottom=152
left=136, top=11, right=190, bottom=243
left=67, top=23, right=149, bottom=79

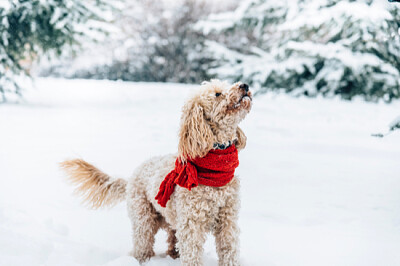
left=155, top=145, right=239, bottom=207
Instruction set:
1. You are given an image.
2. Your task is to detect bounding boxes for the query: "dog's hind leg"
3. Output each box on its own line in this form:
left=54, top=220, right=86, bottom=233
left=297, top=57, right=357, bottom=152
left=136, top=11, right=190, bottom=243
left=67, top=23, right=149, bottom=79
left=127, top=189, right=160, bottom=263
left=158, top=216, right=179, bottom=259
left=166, top=228, right=179, bottom=259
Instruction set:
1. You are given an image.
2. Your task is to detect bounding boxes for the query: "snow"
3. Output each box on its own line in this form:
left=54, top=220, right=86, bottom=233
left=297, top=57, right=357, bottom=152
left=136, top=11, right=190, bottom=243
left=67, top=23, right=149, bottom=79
left=195, top=0, right=400, bottom=101
left=1, top=78, right=400, bottom=266
left=389, top=115, right=400, bottom=130
left=0, top=1, right=11, bottom=10
left=280, top=1, right=392, bottom=31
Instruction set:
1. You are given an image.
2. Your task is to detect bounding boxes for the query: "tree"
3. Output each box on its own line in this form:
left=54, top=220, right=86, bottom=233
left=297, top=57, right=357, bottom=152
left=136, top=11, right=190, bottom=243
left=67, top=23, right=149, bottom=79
left=0, top=0, right=110, bottom=102
left=197, top=0, right=400, bottom=102
left=128, top=0, right=213, bottom=83
left=48, top=0, right=217, bottom=84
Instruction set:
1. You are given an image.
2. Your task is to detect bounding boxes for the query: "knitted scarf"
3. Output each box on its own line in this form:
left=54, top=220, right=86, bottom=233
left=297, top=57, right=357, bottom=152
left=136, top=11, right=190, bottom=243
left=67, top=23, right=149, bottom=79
left=155, top=144, right=239, bottom=207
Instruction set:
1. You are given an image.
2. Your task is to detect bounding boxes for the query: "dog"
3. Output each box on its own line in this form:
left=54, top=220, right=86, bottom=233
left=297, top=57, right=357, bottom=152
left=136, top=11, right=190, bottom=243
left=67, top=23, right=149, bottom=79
left=60, top=79, right=252, bottom=266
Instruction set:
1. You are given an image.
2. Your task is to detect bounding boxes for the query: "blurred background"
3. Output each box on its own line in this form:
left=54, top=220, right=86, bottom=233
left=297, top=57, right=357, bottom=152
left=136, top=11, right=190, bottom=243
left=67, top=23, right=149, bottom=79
left=0, top=0, right=399, bottom=102
left=1, top=1, right=400, bottom=266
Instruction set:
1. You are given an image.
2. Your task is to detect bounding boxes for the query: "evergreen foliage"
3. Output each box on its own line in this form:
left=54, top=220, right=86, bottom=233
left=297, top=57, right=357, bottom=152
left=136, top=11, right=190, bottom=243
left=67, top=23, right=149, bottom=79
left=36, top=0, right=400, bottom=102
left=197, top=0, right=400, bottom=102
left=66, top=0, right=214, bottom=84
left=0, top=0, right=109, bottom=102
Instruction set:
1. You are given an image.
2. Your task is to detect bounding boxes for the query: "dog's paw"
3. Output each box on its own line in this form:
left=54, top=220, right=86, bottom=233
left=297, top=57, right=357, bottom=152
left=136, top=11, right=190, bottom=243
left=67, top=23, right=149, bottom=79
left=166, top=248, right=180, bottom=259
left=130, top=249, right=155, bottom=263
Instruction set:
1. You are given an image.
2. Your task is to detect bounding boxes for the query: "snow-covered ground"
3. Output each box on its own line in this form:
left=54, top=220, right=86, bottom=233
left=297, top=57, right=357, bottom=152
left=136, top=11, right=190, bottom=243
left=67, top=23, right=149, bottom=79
left=0, top=78, right=399, bottom=266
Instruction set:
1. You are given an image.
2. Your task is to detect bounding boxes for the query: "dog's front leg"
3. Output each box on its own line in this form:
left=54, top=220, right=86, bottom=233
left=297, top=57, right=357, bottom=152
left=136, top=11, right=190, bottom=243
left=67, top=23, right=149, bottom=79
left=176, top=199, right=207, bottom=266
left=214, top=192, right=240, bottom=266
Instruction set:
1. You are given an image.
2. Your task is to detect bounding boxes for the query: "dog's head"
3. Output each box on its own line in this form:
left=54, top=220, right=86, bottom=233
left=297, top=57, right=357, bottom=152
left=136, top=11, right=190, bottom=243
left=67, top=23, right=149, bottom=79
left=178, top=79, right=252, bottom=160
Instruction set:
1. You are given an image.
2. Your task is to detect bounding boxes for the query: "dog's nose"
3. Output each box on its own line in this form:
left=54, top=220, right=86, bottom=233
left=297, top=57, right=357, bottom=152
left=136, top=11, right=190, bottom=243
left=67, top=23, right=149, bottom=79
left=239, top=83, right=249, bottom=92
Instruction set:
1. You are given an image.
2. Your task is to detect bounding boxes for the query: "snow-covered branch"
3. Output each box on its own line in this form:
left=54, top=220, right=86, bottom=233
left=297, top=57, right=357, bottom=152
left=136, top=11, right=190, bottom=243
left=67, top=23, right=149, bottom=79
left=0, top=0, right=112, bottom=102
left=197, top=0, right=400, bottom=102
left=372, top=116, right=400, bottom=137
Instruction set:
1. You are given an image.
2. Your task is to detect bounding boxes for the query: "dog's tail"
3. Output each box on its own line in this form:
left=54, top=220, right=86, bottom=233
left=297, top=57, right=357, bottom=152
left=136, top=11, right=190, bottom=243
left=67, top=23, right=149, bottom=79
left=60, top=159, right=127, bottom=209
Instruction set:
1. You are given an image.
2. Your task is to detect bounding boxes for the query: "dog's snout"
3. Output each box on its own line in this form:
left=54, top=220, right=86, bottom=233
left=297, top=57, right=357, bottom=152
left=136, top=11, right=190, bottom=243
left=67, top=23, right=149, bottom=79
left=239, top=83, right=249, bottom=92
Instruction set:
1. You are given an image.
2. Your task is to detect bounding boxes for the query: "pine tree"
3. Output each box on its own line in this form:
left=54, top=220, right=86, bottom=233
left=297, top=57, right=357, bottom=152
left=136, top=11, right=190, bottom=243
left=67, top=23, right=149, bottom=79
left=54, top=0, right=215, bottom=84
left=128, top=0, right=213, bottom=83
left=197, top=0, right=400, bottom=102
left=0, top=0, right=110, bottom=102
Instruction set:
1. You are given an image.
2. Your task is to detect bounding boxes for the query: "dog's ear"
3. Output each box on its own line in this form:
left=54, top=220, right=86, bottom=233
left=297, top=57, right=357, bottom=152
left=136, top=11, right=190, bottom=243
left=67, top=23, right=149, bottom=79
left=178, top=99, right=214, bottom=161
left=235, top=126, right=247, bottom=151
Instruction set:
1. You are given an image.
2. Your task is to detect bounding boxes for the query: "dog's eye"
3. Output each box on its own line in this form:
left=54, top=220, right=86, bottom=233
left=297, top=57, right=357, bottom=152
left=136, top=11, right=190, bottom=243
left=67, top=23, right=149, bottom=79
left=215, top=92, right=221, bottom=97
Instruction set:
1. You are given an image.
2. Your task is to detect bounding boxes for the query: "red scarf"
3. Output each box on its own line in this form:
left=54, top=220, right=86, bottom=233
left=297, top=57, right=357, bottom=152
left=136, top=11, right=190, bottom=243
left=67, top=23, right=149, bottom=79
left=155, top=145, right=239, bottom=207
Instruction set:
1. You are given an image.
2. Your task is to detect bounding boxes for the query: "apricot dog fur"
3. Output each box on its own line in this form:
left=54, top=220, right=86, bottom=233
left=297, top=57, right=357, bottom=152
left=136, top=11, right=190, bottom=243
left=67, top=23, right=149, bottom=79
left=60, top=80, right=252, bottom=266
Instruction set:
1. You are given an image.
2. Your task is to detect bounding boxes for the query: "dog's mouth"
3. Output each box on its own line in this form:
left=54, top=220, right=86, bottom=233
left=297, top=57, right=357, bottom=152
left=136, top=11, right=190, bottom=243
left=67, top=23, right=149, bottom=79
left=231, top=92, right=252, bottom=110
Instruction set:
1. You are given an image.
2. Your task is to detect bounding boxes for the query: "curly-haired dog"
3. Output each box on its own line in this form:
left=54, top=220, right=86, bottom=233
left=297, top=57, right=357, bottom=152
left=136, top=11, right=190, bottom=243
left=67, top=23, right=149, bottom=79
left=60, top=80, right=252, bottom=266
